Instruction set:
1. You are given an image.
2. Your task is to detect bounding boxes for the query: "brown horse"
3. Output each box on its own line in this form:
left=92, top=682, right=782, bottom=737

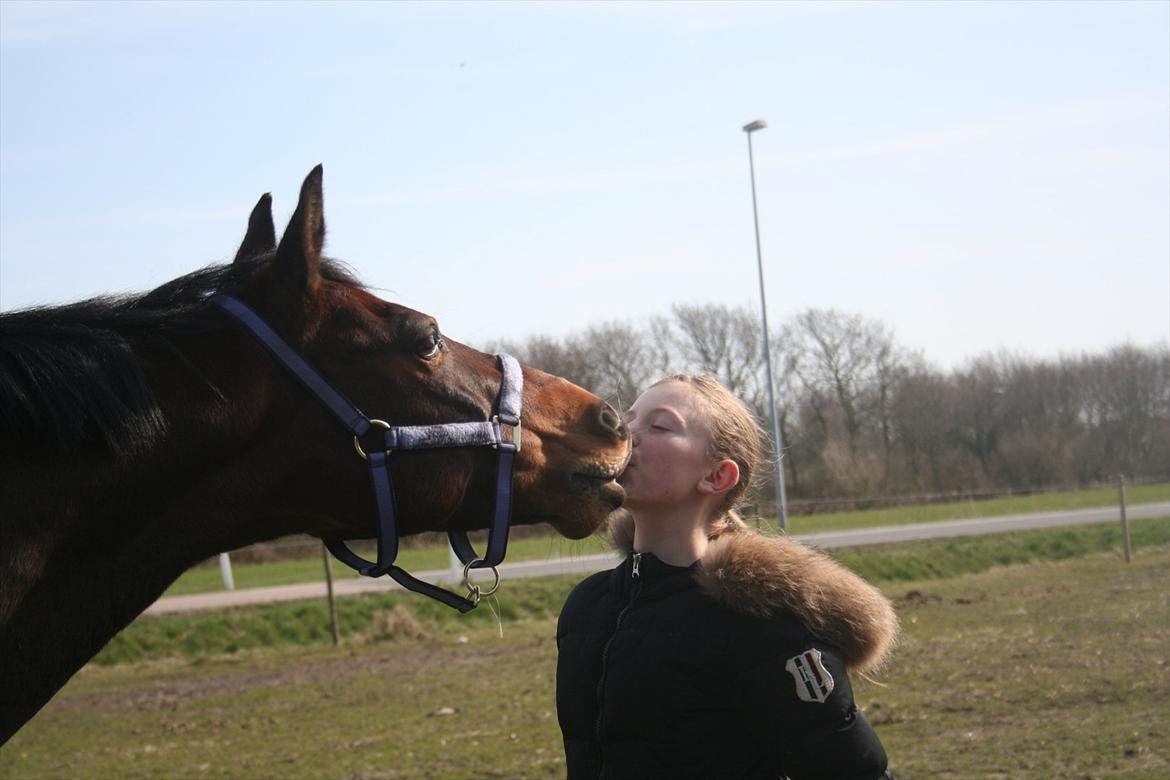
left=0, top=167, right=629, bottom=743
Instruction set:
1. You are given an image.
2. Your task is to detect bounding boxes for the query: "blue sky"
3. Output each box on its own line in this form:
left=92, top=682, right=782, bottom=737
left=2, top=1, right=1167, bottom=367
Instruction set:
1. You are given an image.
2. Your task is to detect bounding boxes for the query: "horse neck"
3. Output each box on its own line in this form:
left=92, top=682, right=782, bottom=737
left=12, top=323, right=279, bottom=521
left=0, top=330, right=315, bottom=741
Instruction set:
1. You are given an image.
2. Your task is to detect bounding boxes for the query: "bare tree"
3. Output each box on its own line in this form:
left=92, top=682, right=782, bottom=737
left=483, top=334, right=595, bottom=390
left=671, top=302, right=767, bottom=410
left=647, top=314, right=682, bottom=378
left=891, top=362, right=956, bottom=490
left=765, top=331, right=803, bottom=493
left=571, top=321, right=657, bottom=410
left=785, top=308, right=901, bottom=459
left=951, top=353, right=1009, bottom=484
left=1084, top=343, right=1170, bottom=479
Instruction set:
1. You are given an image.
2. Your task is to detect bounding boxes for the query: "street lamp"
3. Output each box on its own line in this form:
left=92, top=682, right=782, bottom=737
left=742, top=118, right=789, bottom=532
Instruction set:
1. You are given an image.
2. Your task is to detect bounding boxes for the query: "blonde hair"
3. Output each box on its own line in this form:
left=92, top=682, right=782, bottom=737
left=650, top=374, right=765, bottom=539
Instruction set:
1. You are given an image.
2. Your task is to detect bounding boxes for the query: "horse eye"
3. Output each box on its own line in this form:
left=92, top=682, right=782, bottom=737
left=419, top=332, right=443, bottom=360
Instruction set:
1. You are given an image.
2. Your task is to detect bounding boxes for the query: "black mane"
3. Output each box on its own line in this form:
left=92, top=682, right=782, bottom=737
left=0, top=254, right=362, bottom=461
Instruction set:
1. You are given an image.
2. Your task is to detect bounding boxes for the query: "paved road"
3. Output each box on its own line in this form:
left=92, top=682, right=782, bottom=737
left=146, top=502, right=1168, bottom=615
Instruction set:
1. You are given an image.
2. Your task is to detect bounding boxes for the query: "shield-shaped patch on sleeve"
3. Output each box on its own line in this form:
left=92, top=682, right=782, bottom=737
left=785, top=648, right=835, bottom=703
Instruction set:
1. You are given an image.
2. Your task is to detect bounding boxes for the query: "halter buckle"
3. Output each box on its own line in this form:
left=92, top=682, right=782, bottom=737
left=493, top=415, right=522, bottom=453
left=353, top=419, right=392, bottom=460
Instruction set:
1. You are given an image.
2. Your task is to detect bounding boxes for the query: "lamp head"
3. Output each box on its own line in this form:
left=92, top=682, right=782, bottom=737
left=742, top=119, right=767, bottom=133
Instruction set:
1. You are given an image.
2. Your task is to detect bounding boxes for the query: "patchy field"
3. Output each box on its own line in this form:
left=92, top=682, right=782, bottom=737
left=858, top=546, right=1169, bottom=779
left=2, top=541, right=1167, bottom=779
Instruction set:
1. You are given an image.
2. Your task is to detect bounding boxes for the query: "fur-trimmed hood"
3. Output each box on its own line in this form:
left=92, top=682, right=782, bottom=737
left=608, top=512, right=898, bottom=674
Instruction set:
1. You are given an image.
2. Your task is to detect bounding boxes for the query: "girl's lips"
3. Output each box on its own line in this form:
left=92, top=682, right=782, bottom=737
left=617, top=463, right=634, bottom=486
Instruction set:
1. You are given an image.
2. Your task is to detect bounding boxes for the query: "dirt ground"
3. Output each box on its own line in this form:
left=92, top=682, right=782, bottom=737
left=3, top=546, right=1168, bottom=780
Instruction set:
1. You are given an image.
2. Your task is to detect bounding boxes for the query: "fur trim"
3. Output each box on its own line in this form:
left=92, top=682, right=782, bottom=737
left=607, top=511, right=898, bottom=673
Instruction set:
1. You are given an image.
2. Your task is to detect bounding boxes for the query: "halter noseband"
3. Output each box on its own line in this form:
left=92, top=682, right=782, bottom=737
left=211, top=294, right=521, bottom=613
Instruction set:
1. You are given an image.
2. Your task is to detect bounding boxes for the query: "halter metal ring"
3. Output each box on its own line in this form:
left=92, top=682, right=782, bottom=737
left=461, top=558, right=501, bottom=600
left=353, top=419, right=392, bottom=460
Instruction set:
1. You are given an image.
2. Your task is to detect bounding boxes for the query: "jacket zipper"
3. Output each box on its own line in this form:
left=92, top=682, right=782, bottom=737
left=595, top=553, right=642, bottom=780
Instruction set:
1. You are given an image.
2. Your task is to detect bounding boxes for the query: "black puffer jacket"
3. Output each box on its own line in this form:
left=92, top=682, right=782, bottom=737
left=556, top=519, right=898, bottom=780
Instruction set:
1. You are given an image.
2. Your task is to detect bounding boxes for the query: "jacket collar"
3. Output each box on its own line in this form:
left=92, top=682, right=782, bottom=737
left=609, top=551, right=698, bottom=602
left=606, top=510, right=898, bottom=673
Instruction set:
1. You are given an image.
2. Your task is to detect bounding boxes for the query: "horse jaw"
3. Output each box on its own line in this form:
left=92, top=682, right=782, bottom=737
left=505, top=368, right=631, bottom=539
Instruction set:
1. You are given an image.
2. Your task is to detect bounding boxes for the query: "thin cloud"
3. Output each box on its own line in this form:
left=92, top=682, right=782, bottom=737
left=333, top=94, right=1169, bottom=209
left=761, top=93, right=1168, bottom=169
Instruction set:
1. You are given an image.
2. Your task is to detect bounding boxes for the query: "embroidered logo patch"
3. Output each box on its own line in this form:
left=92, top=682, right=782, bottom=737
left=785, top=648, right=835, bottom=703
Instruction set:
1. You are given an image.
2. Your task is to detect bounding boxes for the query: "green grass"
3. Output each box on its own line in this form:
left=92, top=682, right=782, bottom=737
left=165, top=482, right=1169, bottom=596
left=861, top=543, right=1169, bottom=778
left=774, top=480, right=1169, bottom=534
left=99, top=574, right=578, bottom=667
left=165, top=533, right=616, bottom=596
left=100, top=516, right=1170, bottom=667
left=832, top=515, right=1170, bottom=584
left=4, top=528, right=1167, bottom=778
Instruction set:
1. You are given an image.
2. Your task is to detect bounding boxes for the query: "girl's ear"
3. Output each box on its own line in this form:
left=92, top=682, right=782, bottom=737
left=697, top=459, right=740, bottom=497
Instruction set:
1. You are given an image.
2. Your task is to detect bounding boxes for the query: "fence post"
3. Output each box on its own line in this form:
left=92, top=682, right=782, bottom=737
left=218, top=553, right=235, bottom=591
left=321, top=542, right=340, bottom=646
left=1117, top=475, right=1132, bottom=564
left=450, top=543, right=463, bottom=586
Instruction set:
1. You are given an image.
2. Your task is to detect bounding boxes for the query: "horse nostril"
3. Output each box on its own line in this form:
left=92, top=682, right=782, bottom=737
left=598, top=403, right=627, bottom=440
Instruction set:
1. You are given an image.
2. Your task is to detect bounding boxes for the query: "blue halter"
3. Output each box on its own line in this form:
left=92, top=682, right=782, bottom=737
left=211, top=294, right=521, bottom=613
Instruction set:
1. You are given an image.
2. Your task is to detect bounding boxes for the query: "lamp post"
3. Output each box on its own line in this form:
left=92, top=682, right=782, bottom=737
left=743, top=118, right=789, bottom=532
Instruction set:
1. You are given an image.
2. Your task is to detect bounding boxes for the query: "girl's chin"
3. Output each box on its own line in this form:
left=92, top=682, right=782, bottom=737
left=621, top=493, right=654, bottom=510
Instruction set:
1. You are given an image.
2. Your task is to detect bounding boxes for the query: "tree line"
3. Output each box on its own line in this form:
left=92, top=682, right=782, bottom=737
left=487, top=304, right=1170, bottom=507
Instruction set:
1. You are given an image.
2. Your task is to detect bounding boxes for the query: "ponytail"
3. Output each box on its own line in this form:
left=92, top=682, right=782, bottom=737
left=707, top=509, right=750, bottom=541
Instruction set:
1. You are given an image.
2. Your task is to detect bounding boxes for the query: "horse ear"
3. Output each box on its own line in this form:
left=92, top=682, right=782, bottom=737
left=234, top=193, right=276, bottom=263
left=272, top=165, right=325, bottom=292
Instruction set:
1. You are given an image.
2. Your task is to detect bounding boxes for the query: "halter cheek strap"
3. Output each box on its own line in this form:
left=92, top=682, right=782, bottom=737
left=211, top=293, right=522, bottom=613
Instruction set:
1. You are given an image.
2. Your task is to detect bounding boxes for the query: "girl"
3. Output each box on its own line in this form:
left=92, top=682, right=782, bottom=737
left=556, top=375, right=897, bottom=779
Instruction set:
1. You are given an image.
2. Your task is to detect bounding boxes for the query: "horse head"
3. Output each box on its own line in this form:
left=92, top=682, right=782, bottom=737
left=218, top=166, right=629, bottom=545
